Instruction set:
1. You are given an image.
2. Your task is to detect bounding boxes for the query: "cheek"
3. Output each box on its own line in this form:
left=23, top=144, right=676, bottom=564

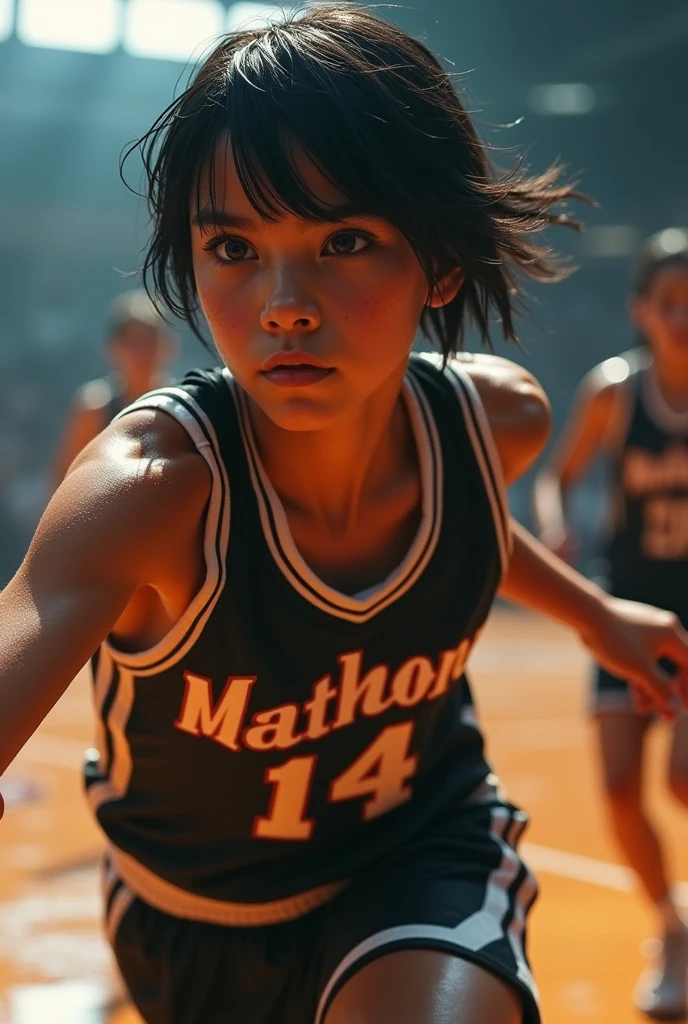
left=195, top=263, right=254, bottom=347
left=333, top=254, right=427, bottom=341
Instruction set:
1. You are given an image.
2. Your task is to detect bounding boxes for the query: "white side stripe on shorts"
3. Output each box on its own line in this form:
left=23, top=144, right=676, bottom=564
left=314, top=804, right=538, bottom=1024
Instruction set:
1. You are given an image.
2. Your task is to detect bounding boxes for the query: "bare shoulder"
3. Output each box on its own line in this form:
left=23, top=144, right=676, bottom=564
left=576, top=350, right=641, bottom=408
left=37, top=409, right=212, bottom=586
left=450, top=353, right=551, bottom=483
left=452, top=352, right=545, bottom=407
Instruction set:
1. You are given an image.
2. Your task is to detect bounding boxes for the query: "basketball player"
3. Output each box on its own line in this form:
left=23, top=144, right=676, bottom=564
left=52, top=289, right=174, bottom=486
left=535, top=229, right=688, bottom=1019
left=0, top=10, right=687, bottom=1024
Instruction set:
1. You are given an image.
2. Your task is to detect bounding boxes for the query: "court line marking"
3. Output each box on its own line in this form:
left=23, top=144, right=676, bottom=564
left=523, top=842, right=688, bottom=907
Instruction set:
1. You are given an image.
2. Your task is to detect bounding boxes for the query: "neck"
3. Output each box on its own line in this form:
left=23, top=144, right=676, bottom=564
left=653, top=356, right=688, bottom=411
left=248, top=364, right=412, bottom=531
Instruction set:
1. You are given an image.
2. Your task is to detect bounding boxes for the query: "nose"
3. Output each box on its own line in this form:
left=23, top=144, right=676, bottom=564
left=260, top=269, right=322, bottom=335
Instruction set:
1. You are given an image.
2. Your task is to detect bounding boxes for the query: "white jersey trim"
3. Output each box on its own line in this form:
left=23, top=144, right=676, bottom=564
left=101, top=388, right=230, bottom=675
left=107, top=843, right=346, bottom=926
left=422, top=355, right=511, bottom=576
left=314, top=794, right=537, bottom=1024
left=86, top=664, right=136, bottom=814
left=225, top=368, right=444, bottom=623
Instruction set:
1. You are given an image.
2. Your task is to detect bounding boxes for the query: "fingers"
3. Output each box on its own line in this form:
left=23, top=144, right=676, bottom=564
left=626, top=660, right=679, bottom=720
left=658, top=618, right=688, bottom=669
left=654, top=619, right=688, bottom=713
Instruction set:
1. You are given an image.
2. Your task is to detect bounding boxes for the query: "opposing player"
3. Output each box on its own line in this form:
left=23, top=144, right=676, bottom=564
left=1, top=10, right=687, bottom=1024
left=534, top=228, right=688, bottom=1019
left=52, top=289, right=174, bottom=485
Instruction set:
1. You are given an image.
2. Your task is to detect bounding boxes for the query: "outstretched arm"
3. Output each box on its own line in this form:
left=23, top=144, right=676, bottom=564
left=462, top=354, right=686, bottom=716
left=500, top=521, right=684, bottom=716
left=0, top=410, right=210, bottom=777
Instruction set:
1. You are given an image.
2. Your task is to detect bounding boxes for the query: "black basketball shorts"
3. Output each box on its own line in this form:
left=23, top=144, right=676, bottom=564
left=106, top=777, right=539, bottom=1024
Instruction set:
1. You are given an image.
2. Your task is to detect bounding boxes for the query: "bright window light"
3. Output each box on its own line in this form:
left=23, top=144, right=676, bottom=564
left=124, top=0, right=225, bottom=61
left=227, top=2, right=292, bottom=32
left=656, top=228, right=688, bottom=255
left=17, top=0, right=121, bottom=53
left=528, top=83, right=597, bottom=116
left=585, top=225, right=639, bottom=259
left=0, top=0, right=14, bottom=43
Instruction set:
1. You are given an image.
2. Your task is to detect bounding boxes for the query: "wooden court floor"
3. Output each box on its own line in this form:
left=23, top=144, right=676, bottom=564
left=2, top=608, right=688, bottom=1023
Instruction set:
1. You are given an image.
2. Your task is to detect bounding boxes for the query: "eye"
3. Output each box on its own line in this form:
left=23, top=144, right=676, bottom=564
left=204, top=235, right=258, bottom=263
left=323, top=230, right=371, bottom=257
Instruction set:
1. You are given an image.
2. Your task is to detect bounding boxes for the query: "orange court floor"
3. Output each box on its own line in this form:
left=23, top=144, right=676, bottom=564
left=1, top=607, right=688, bottom=1024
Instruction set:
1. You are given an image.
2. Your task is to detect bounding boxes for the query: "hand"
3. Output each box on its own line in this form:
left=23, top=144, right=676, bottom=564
left=582, top=597, right=688, bottom=718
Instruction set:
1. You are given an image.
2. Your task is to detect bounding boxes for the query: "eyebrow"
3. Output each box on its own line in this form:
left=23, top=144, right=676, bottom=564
left=191, top=203, right=381, bottom=231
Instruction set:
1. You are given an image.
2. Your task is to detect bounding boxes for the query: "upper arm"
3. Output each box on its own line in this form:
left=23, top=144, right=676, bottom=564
left=455, top=353, right=552, bottom=486
left=52, top=385, right=109, bottom=487
left=543, top=361, right=627, bottom=488
left=0, top=411, right=211, bottom=774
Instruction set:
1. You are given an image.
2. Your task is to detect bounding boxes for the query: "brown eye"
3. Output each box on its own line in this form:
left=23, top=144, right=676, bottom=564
left=324, top=231, right=370, bottom=256
left=212, top=237, right=258, bottom=262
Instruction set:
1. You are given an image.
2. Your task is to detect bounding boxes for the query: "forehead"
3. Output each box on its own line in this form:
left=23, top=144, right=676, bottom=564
left=647, top=264, right=688, bottom=297
left=194, top=138, right=348, bottom=218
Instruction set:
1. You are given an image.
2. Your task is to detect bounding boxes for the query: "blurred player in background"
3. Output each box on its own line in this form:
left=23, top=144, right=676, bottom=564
left=52, top=289, right=175, bottom=486
left=535, top=229, right=688, bottom=1019
left=2, top=9, right=688, bottom=1023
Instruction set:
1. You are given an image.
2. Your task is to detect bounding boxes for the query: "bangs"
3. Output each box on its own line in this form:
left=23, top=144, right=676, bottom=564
left=129, top=4, right=583, bottom=353
left=196, top=27, right=453, bottom=252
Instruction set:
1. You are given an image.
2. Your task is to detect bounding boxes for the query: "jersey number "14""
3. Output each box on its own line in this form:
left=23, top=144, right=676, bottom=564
left=252, top=722, right=417, bottom=840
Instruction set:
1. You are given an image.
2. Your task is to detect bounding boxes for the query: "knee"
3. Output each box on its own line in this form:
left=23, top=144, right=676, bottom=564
left=668, top=773, right=688, bottom=809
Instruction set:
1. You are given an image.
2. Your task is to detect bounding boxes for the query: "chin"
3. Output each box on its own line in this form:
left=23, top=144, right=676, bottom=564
left=261, top=397, right=349, bottom=433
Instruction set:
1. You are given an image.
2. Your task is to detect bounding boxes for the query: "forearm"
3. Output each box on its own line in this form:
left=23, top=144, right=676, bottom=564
left=499, top=518, right=605, bottom=640
left=532, top=469, right=568, bottom=543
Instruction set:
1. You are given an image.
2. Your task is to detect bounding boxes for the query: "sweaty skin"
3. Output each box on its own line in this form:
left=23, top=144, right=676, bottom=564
left=0, top=352, right=685, bottom=780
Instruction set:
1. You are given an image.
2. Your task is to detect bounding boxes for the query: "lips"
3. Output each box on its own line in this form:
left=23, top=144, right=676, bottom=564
left=261, top=365, right=335, bottom=387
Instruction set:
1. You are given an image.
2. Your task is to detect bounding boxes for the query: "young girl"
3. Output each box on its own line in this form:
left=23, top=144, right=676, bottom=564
left=52, top=289, right=174, bottom=487
left=1, top=9, right=686, bottom=1024
left=534, top=229, right=688, bottom=1019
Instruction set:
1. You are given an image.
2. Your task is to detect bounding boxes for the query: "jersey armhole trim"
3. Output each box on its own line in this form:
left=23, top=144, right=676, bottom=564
left=444, top=364, right=513, bottom=576
left=101, top=389, right=230, bottom=675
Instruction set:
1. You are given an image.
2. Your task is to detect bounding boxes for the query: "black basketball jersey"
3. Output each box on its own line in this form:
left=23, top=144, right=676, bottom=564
left=606, top=350, right=688, bottom=606
left=85, top=354, right=510, bottom=925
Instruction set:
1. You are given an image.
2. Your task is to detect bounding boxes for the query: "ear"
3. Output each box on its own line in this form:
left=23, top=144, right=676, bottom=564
left=427, top=267, right=464, bottom=309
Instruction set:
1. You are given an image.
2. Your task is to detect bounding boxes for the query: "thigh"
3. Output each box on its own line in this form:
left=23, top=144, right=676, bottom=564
left=596, top=710, right=649, bottom=795
left=324, top=948, right=522, bottom=1024
left=315, top=778, right=539, bottom=1024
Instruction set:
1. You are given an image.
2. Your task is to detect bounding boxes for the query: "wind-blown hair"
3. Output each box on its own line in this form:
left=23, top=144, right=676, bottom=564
left=124, top=4, right=584, bottom=355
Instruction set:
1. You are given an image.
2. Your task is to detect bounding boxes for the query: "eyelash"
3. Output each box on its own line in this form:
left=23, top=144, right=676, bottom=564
left=201, top=230, right=375, bottom=266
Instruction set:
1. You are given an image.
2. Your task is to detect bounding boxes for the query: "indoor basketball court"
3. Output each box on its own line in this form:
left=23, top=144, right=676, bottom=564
left=2, top=608, right=686, bottom=1024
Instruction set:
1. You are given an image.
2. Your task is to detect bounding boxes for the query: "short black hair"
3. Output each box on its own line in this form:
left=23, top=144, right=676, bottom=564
left=631, top=228, right=688, bottom=298
left=107, top=288, right=165, bottom=338
left=124, top=3, right=584, bottom=357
